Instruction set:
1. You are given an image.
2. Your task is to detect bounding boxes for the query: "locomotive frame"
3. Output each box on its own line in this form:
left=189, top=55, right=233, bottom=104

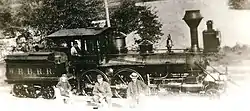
left=4, top=10, right=227, bottom=99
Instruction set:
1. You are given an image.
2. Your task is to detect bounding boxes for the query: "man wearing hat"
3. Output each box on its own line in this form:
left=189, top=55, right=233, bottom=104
left=70, top=41, right=81, bottom=56
left=127, top=72, right=149, bottom=108
left=92, top=74, right=112, bottom=108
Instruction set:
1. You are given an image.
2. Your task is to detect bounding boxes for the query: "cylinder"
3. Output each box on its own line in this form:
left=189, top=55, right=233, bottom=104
left=183, top=10, right=203, bottom=52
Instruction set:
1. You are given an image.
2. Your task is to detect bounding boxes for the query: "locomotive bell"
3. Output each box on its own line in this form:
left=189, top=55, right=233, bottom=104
left=183, top=10, right=203, bottom=52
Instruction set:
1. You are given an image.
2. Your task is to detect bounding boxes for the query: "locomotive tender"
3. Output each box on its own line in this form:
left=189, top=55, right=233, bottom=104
left=4, top=10, right=225, bottom=99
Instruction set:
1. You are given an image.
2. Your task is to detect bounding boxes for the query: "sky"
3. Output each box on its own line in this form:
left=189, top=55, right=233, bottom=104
left=127, top=0, right=250, bottom=49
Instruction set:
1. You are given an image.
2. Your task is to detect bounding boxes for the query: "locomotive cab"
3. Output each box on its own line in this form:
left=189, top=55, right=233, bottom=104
left=46, top=27, right=114, bottom=66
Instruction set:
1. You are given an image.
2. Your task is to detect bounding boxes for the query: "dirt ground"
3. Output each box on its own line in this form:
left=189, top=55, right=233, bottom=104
left=0, top=84, right=249, bottom=111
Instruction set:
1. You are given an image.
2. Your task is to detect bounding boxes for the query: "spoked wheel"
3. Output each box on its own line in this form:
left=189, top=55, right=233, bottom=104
left=112, top=68, right=144, bottom=98
left=81, top=69, right=109, bottom=96
left=26, top=85, right=41, bottom=98
left=13, top=84, right=26, bottom=98
left=112, top=74, right=128, bottom=98
left=68, top=79, right=78, bottom=95
left=205, top=88, right=220, bottom=99
left=41, top=86, right=55, bottom=99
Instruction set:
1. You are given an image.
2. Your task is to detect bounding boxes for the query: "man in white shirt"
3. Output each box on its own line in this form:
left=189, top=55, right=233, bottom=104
left=71, top=41, right=81, bottom=56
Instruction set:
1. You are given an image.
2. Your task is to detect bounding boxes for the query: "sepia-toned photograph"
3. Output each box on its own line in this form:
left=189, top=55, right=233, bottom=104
left=0, top=0, right=250, bottom=110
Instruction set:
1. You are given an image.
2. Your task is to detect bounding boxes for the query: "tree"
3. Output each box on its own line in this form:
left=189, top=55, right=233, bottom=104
left=228, top=0, right=250, bottom=9
left=0, top=0, right=38, bottom=39
left=0, top=0, right=14, bottom=38
left=0, top=0, right=163, bottom=44
left=28, top=0, right=105, bottom=36
left=110, top=0, right=163, bottom=44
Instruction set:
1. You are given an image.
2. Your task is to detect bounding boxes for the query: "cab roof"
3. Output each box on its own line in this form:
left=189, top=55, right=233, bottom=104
left=46, top=27, right=111, bottom=38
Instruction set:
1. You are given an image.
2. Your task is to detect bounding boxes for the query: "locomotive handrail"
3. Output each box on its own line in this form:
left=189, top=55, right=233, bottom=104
left=108, top=58, right=144, bottom=64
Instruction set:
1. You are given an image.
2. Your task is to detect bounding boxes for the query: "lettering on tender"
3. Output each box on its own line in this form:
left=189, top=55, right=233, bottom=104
left=18, top=68, right=24, bottom=75
left=46, top=68, right=53, bottom=75
left=9, top=68, right=14, bottom=74
left=27, top=68, right=33, bottom=75
left=36, top=68, right=43, bottom=75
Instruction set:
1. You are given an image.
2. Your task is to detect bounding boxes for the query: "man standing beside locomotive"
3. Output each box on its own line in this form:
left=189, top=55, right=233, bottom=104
left=166, top=34, right=173, bottom=53
left=92, top=74, right=112, bottom=109
left=127, top=72, right=149, bottom=108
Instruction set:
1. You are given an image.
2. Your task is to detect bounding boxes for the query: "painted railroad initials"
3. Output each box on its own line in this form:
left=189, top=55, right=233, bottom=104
left=36, top=68, right=43, bottom=75
left=18, top=68, right=24, bottom=75
left=27, top=68, right=33, bottom=75
left=46, top=68, right=53, bottom=75
left=8, top=67, right=54, bottom=76
left=9, top=68, right=14, bottom=74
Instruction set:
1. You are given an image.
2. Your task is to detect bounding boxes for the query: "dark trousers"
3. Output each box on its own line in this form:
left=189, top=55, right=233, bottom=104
left=167, top=46, right=172, bottom=52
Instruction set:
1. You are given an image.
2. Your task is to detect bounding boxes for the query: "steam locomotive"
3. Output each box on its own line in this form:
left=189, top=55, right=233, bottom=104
left=4, top=10, right=226, bottom=99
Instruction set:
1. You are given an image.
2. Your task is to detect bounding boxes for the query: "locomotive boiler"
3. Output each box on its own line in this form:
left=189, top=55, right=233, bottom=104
left=4, top=10, right=227, bottom=99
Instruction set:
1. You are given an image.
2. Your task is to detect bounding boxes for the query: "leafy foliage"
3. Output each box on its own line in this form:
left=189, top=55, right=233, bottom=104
left=0, top=0, right=163, bottom=47
left=228, top=0, right=250, bottom=9
left=0, top=1, right=14, bottom=38
left=111, top=0, right=163, bottom=44
left=28, top=0, right=105, bottom=36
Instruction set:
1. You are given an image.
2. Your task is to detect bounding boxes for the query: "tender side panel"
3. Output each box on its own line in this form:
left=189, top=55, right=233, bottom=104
left=5, top=61, right=58, bottom=80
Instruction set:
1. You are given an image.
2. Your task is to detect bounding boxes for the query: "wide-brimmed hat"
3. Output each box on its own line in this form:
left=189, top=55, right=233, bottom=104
left=130, top=72, right=139, bottom=79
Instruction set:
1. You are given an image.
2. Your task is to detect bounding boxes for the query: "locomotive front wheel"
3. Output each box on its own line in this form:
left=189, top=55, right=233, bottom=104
left=41, top=86, right=55, bottom=99
left=112, top=68, right=144, bottom=98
